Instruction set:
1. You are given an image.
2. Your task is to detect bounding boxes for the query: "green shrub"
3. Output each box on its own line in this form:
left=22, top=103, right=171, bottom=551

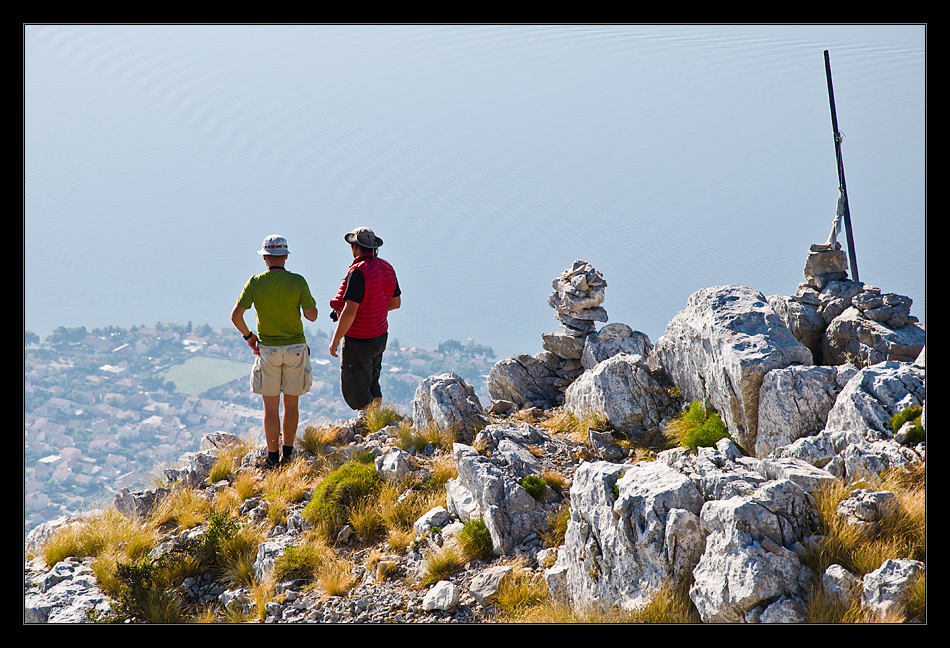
left=273, top=544, right=325, bottom=583
left=671, top=401, right=731, bottom=451
left=888, top=405, right=924, bottom=444
left=195, top=509, right=241, bottom=563
left=302, top=460, right=380, bottom=540
left=96, top=559, right=187, bottom=624
left=457, top=519, right=493, bottom=560
left=521, top=474, right=546, bottom=501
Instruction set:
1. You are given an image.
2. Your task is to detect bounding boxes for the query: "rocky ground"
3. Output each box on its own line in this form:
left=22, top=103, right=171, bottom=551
left=24, top=407, right=593, bottom=624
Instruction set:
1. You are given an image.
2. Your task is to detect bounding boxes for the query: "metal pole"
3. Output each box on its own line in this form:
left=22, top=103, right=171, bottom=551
left=824, top=50, right=859, bottom=282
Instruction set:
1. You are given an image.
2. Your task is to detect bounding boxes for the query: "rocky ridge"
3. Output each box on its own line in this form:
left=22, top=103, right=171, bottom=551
left=25, top=245, right=925, bottom=624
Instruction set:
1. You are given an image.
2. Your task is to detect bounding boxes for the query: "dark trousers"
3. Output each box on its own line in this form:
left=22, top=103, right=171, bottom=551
left=340, top=332, right=388, bottom=410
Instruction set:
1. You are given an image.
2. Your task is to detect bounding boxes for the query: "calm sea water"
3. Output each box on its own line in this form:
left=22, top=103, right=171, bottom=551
left=24, top=25, right=926, bottom=360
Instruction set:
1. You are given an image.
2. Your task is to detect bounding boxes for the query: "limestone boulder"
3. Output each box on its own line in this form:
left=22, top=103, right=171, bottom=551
left=580, top=323, right=653, bottom=371
left=412, top=373, right=489, bottom=434
left=861, top=558, right=925, bottom=621
left=824, top=360, right=926, bottom=440
left=754, top=363, right=857, bottom=458
left=447, top=443, right=548, bottom=555
left=660, top=440, right=769, bottom=501
left=822, top=307, right=925, bottom=368
left=767, top=293, right=824, bottom=362
left=546, top=459, right=705, bottom=612
left=688, top=479, right=817, bottom=623
left=488, top=352, right=571, bottom=409
left=564, top=353, right=680, bottom=436
left=652, top=285, right=813, bottom=452
left=774, top=427, right=921, bottom=483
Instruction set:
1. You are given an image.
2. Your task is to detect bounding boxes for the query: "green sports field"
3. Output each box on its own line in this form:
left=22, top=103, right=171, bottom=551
left=161, top=356, right=250, bottom=395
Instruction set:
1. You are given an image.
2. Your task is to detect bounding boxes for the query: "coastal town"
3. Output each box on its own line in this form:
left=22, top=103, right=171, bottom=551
left=24, top=322, right=495, bottom=536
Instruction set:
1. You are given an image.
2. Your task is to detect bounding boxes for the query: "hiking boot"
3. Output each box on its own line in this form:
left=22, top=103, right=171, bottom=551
left=263, top=455, right=281, bottom=471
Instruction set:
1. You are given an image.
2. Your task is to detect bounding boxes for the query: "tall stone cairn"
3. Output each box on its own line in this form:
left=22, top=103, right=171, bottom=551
left=541, top=260, right=608, bottom=361
left=488, top=260, right=610, bottom=410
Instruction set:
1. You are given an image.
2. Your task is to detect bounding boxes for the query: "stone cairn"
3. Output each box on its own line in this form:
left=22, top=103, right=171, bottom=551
left=487, top=260, right=609, bottom=412
left=769, top=240, right=922, bottom=368
left=802, top=243, right=915, bottom=329
left=541, top=260, right=609, bottom=367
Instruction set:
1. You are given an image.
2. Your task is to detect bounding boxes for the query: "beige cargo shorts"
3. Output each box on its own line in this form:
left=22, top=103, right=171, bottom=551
left=250, top=343, right=312, bottom=397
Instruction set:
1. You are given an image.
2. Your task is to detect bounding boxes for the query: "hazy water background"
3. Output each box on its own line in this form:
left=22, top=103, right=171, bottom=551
left=25, top=25, right=926, bottom=361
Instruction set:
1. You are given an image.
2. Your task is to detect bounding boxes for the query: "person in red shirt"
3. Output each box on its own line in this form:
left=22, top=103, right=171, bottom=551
left=329, top=227, right=401, bottom=412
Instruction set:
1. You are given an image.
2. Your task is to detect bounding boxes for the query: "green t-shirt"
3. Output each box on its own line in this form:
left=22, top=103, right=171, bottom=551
left=237, top=270, right=317, bottom=347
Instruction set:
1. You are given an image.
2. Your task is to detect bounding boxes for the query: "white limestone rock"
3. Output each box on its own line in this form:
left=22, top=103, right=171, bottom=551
left=652, top=285, right=813, bottom=453
left=412, top=372, right=489, bottom=434
left=564, top=353, right=679, bottom=436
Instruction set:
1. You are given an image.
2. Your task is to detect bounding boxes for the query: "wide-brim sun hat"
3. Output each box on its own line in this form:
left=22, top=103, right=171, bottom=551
left=344, top=227, right=383, bottom=249
left=258, top=234, right=290, bottom=256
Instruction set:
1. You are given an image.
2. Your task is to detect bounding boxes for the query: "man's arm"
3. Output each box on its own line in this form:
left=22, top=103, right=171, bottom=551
left=388, top=295, right=401, bottom=311
left=230, top=305, right=259, bottom=355
left=329, top=300, right=358, bottom=358
left=303, top=306, right=318, bottom=322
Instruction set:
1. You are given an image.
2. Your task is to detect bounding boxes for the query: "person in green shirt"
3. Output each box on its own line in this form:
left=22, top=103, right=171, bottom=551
left=231, top=235, right=318, bottom=469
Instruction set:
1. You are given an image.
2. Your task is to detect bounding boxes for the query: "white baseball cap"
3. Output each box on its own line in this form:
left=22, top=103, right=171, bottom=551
left=258, top=234, right=290, bottom=256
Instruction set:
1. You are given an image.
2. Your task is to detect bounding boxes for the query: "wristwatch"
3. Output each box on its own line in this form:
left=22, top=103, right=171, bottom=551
left=243, top=331, right=255, bottom=340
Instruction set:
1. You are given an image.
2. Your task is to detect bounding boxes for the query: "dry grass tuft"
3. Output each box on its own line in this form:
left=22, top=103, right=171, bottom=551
left=42, top=508, right=158, bottom=567
left=317, top=556, right=359, bottom=597
left=806, top=467, right=926, bottom=578
left=508, top=580, right=700, bottom=623
left=363, top=402, right=404, bottom=434
left=298, top=424, right=346, bottom=459
left=419, top=543, right=466, bottom=588
left=540, top=407, right=610, bottom=444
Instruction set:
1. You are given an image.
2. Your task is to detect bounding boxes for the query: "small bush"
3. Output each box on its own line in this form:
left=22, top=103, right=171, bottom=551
left=273, top=542, right=328, bottom=583
left=668, top=401, right=731, bottom=451
left=104, top=560, right=181, bottom=623
left=888, top=405, right=924, bottom=444
left=521, top=474, right=546, bottom=501
left=95, top=520, right=229, bottom=624
left=457, top=520, right=493, bottom=560
left=302, top=460, right=380, bottom=540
